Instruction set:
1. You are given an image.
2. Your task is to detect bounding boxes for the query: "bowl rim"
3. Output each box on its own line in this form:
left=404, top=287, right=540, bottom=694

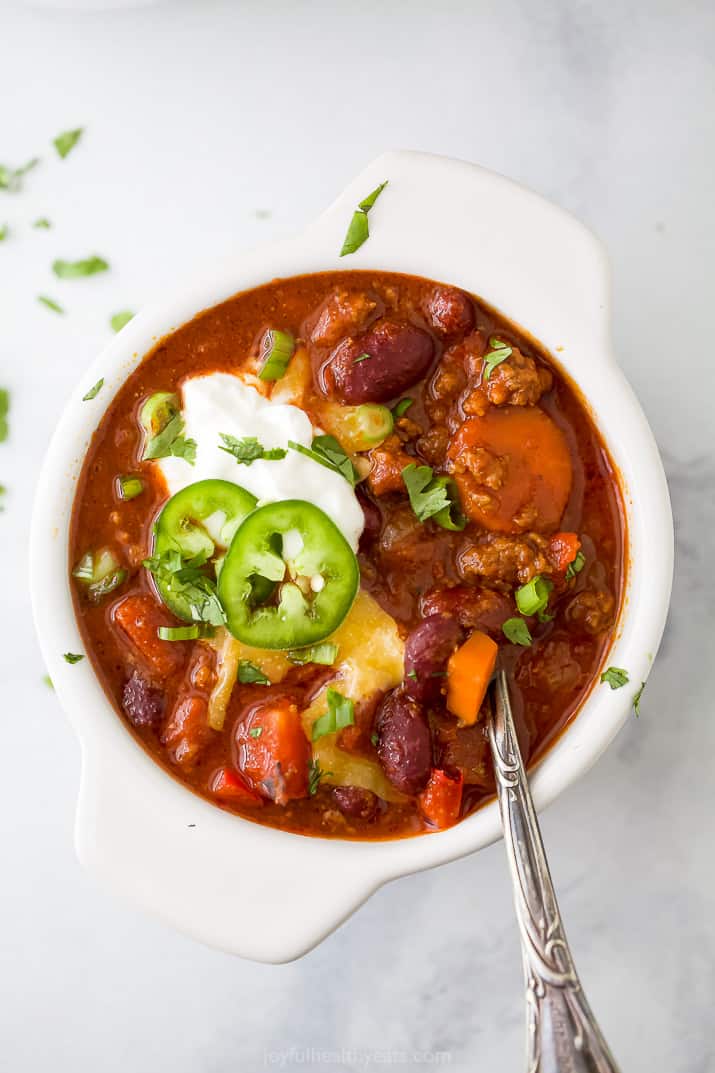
left=30, top=150, right=674, bottom=961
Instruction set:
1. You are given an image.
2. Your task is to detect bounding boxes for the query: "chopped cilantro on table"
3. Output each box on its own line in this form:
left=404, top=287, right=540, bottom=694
left=38, top=295, right=64, bottom=314
left=0, top=158, right=39, bottom=193
left=53, top=255, right=109, bottom=279
left=53, top=128, right=84, bottom=160
left=0, top=388, right=8, bottom=442
left=110, top=310, right=135, bottom=332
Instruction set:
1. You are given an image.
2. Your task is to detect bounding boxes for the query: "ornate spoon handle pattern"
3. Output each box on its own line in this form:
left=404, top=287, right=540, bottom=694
left=488, top=669, right=621, bottom=1073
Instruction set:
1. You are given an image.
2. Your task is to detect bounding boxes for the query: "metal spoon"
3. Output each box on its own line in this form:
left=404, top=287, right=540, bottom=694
left=487, top=666, right=621, bottom=1073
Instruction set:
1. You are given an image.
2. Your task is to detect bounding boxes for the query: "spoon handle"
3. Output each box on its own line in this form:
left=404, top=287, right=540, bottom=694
left=488, top=669, right=621, bottom=1073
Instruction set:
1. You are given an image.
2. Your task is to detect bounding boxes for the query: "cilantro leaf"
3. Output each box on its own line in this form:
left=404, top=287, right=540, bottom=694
left=82, top=379, right=104, bottom=401
left=402, top=462, right=466, bottom=531
left=219, top=433, right=287, bottom=465
left=143, top=412, right=196, bottom=464
left=515, top=575, right=553, bottom=617
left=143, top=548, right=225, bottom=625
left=311, top=688, right=355, bottom=741
left=502, top=618, right=533, bottom=646
left=63, top=652, right=84, bottom=664
left=601, top=666, right=629, bottom=689
left=53, top=128, right=84, bottom=159
left=53, top=255, right=109, bottom=279
left=483, top=337, right=513, bottom=381
left=308, top=758, right=330, bottom=796
left=288, top=434, right=359, bottom=487
left=237, top=660, right=270, bottom=685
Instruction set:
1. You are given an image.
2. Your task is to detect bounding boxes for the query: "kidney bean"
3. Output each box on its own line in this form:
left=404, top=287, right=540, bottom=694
left=422, top=286, right=475, bottom=339
left=403, top=615, right=463, bottom=704
left=420, top=585, right=513, bottom=637
left=331, top=786, right=380, bottom=821
left=356, top=488, right=382, bottom=551
left=375, top=688, right=432, bottom=794
left=122, top=670, right=164, bottom=728
left=319, top=318, right=435, bottom=403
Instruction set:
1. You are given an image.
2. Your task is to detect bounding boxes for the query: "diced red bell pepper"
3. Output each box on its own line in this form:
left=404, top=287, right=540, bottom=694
left=419, top=768, right=464, bottom=830
left=162, top=694, right=212, bottom=768
left=210, top=766, right=263, bottom=807
left=113, top=592, right=186, bottom=677
left=235, top=696, right=311, bottom=805
left=548, top=532, right=581, bottom=573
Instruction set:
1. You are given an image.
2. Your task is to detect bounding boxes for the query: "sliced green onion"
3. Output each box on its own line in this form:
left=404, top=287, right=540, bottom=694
left=311, top=687, right=355, bottom=741
left=358, top=180, right=388, bottom=212
left=353, top=353, right=371, bottom=365
left=158, top=624, right=214, bottom=641
left=0, top=224, right=8, bottom=242
left=340, top=404, right=393, bottom=450
left=117, top=475, right=144, bottom=501
left=72, top=547, right=126, bottom=602
left=287, top=642, right=339, bottom=666
left=392, top=397, right=414, bottom=418
left=33, top=218, right=51, bottom=229
left=258, top=329, right=295, bottom=381
left=139, top=391, right=179, bottom=437
left=515, top=575, right=553, bottom=617
left=340, top=211, right=369, bottom=257
left=63, top=652, right=84, bottom=664
left=502, top=618, right=533, bottom=646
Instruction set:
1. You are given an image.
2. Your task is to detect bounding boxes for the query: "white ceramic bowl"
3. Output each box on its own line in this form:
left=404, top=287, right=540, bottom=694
left=30, top=151, right=673, bottom=963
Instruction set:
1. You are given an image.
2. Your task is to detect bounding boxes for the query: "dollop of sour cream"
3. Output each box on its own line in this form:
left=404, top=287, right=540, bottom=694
left=156, top=373, right=365, bottom=551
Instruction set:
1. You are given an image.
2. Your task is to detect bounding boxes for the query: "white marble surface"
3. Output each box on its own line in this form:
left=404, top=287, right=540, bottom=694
left=1, top=2, right=713, bottom=1070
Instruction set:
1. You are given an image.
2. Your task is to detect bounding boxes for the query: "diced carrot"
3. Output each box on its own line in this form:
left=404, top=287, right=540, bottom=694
left=449, top=407, right=573, bottom=533
left=113, top=593, right=186, bottom=677
left=419, top=769, right=464, bottom=829
left=548, top=531, right=581, bottom=573
left=235, top=696, right=311, bottom=804
left=210, top=766, right=263, bottom=807
left=446, top=629, right=498, bottom=725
